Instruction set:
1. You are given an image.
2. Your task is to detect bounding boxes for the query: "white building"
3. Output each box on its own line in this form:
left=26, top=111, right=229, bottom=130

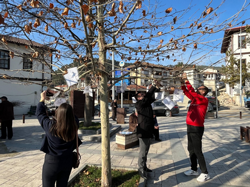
left=221, top=26, right=250, bottom=100
left=203, top=68, right=220, bottom=92
left=0, top=35, right=52, bottom=115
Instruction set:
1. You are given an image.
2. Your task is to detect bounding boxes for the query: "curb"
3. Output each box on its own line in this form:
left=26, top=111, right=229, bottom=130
left=68, top=164, right=145, bottom=187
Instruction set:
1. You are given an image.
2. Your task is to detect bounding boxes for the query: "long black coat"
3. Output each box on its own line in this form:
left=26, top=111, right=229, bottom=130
left=135, top=86, right=158, bottom=138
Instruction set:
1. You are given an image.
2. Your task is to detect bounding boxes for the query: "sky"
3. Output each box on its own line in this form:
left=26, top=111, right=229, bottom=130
left=112, top=0, right=250, bottom=68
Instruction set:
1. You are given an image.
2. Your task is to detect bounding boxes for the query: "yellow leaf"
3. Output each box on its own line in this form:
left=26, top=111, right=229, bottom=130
left=81, top=4, right=89, bottom=15
left=61, top=7, right=69, bottom=16
left=45, top=24, right=48, bottom=32
left=17, top=5, right=22, bottom=11
left=206, top=7, right=213, bottom=14
left=165, top=7, right=173, bottom=13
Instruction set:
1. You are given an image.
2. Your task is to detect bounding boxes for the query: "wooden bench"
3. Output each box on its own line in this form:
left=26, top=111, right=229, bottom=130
left=116, top=131, right=139, bottom=150
left=240, top=126, right=250, bottom=142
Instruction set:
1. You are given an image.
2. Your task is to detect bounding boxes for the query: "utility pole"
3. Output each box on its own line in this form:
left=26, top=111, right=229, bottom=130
left=240, top=26, right=242, bottom=107
left=121, top=67, right=123, bottom=108
left=215, top=73, right=218, bottom=118
left=112, top=29, right=115, bottom=101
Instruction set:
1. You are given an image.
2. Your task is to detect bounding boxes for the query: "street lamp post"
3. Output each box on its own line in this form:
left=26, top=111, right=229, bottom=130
left=215, top=73, right=218, bottom=118
left=240, top=26, right=242, bottom=107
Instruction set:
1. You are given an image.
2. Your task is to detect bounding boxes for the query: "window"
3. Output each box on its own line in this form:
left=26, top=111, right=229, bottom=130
left=0, top=50, right=10, bottom=69
left=143, top=70, right=149, bottom=75
left=163, top=72, right=168, bottom=76
left=238, top=35, right=246, bottom=48
left=23, top=54, right=33, bottom=70
left=155, top=102, right=165, bottom=107
left=155, top=71, right=162, bottom=75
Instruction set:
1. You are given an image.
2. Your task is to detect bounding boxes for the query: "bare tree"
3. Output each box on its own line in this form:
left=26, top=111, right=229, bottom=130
left=0, top=0, right=249, bottom=186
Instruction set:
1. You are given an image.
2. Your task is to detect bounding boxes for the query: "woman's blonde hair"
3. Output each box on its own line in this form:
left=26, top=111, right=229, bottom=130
left=50, top=103, right=77, bottom=142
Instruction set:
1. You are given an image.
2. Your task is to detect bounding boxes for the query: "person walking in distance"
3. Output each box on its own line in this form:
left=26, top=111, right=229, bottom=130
left=0, top=96, right=14, bottom=140
left=111, top=99, right=118, bottom=121
left=135, top=80, right=161, bottom=179
left=181, top=73, right=210, bottom=182
left=36, top=91, right=82, bottom=187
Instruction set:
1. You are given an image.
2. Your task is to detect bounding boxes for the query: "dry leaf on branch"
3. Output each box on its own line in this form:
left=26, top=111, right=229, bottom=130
left=88, top=23, right=93, bottom=28
left=1, top=37, right=7, bottom=44
left=182, top=47, right=186, bottom=52
left=157, top=31, right=163, bottom=36
left=45, top=24, right=48, bottom=32
left=64, top=22, right=68, bottom=29
left=242, top=20, right=245, bottom=24
left=194, top=43, right=197, bottom=49
left=24, top=25, right=31, bottom=34
left=203, top=11, right=207, bottom=18
left=119, top=1, right=123, bottom=13
left=157, top=44, right=162, bottom=49
left=49, top=3, right=54, bottom=9
left=86, top=15, right=91, bottom=22
left=197, top=23, right=202, bottom=29
left=214, top=12, right=217, bottom=16
left=160, top=39, right=164, bottom=43
left=108, top=3, right=116, bottom=16
left=32, top=52, right=39, bottom=58
left=9, top=51, right=14, bottom=58
left=228, top=23, right=232, bottom=27
left=173, top=16, right=177, bottom=24
left=71, top=22, right=76, bottom=28
left=205, top=27, right=208, bottom=31
left=165, top=7, right=172, bottom=13
left=181, top=39, right=184, bottom=42
left=194, top=21, right=197, bottom=26
left=189, top=23, right=193, bottom=28
left=136, top=1, right=142, bottom=9
left=17, top=5, right=22, bottom=11
left=4, top=12, right=8, bottom=18
left=0, top=15, right=4, bottom=25
left=31, top=0, right=39, bottom=8
left=171, top=26, right=174, bottom=31
left=61, top=7, right=69, bottom=16
left=66, top=0, right=73, bottom=5
left=206, top=7, right=213, bottom=14
left=142, top=10, right=146, bottom=16
left=143, top=30, right=147, bottom=33
left=38, top=11, right=43, bottom=16
left=81, top=4, right=89, bottom=15
left=33, top=18, right=40, bottom=28
left=210, top=28, right=214, bottom=33
left=127, top=57, right=131, bottom=61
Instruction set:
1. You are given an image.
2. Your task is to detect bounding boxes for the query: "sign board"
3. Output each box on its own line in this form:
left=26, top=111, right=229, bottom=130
left=115, top=68, right=131, bottom=86
left=119, top=61, right=125, bottom=67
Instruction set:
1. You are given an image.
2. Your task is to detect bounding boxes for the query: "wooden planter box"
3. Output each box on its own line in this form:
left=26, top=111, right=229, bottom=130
left=116, top=132, right=139, bottom=150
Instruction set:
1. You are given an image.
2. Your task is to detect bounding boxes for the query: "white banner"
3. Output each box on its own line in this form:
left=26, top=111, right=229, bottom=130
left=155, top=92, right=164, bottom=100
left=173, top=89, right=184, bottom=103
left=63, top=67, right=79, bottom=87
left=162, top=96, right=175, bottom=110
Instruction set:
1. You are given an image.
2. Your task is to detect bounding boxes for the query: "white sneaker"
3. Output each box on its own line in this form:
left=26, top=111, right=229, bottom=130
left=197, top=173, right=210, bottom=182
left=184, top=169, right=199, bottom=176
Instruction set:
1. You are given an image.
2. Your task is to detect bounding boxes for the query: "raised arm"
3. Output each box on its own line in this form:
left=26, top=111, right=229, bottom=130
left=181, top=84, right=194, bottom=100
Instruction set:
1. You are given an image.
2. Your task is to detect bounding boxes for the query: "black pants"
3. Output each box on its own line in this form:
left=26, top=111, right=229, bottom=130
left=187, top=131, right=208, bottom=174
left=42, top=154, right=72, bottom=187
left=112, top=109, right=117, bottom=120
left=1, top=120, right=13, bottom=139
left=153, top=128, right=159, bottom=140
left=138, top=138, right=151, bottom=171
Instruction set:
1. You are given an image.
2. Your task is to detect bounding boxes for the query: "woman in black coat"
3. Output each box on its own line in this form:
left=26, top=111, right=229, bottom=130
left=36, top=91, right=82, bottom=187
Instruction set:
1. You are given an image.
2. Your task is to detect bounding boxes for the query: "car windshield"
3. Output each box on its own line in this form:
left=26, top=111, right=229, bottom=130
left=155, top=102, right=165, bottom=106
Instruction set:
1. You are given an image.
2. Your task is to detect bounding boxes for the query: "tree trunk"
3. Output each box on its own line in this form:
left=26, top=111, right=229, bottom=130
left=98, top=1, right=112, bottom=186
left=84, top=76, right=93, bottom=127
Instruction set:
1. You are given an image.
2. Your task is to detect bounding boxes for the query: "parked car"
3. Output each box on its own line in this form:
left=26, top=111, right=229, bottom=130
left=216, top=82, right=225, bottom=89
left=206, top=96, right=220, bottom=110
left=152, top=100, right=179, bottom=117
left=244, top=96, right=250, bottom=108
left=186, top=100, right=213, bottom=112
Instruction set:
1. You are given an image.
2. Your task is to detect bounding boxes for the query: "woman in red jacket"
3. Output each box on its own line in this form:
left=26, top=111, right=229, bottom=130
left=181, top=74, right=210, bottom=182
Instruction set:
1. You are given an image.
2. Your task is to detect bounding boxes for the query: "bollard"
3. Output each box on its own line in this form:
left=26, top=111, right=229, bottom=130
left=240, top=111, right=242, bottom=119
left=22, top=114, right=25, bottom=123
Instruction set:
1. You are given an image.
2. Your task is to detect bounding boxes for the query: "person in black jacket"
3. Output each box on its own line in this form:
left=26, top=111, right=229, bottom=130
left=135, top=80, right=161, bottom=179
left=0, top=96, right=14, bottom=140
left=36, top=91, right=82, bottom=187
left=111, top=99, right=118, bottom=121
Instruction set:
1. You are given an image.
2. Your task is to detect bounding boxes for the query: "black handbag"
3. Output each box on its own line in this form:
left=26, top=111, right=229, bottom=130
left=72, top=131, right=81, bottom=169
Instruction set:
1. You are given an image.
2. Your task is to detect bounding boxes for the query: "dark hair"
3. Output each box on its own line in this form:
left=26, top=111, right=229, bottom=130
left=135, top=92, right=140, bottom=100
left=50, top=103, right=77, bottom=142
left=203, top=86, right=209, bottom=96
